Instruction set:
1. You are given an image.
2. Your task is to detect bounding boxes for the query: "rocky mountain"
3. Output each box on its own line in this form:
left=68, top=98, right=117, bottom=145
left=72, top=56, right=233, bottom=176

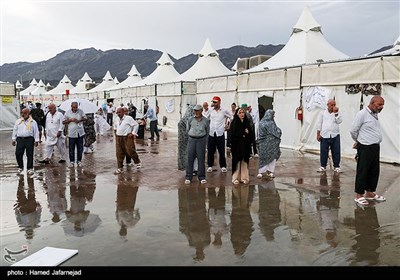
left=0, top=44, right=284, bottom=88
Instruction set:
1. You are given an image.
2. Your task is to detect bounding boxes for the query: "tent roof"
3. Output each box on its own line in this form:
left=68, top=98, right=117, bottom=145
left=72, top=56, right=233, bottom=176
left=29, top=78, right=38, bottom=86
left=134, top=52, right=179, bottom=86
left=45, top=74, right=75, bottom=95
left=15, top=80, right=23, bottom=89
left=70, top=72, right=94, bottom=93
left=246, top=6, right=349, bottom=72
left=126, top=64, right=141, bottom=77
left=31, top=80, right=47, bottom=95
left=20, top=78, right=38, bottom=95
left=292, top=5, right=321, bottom=33
left=231, top=58, right=240, bottom=72
left=177, top=56, right=232, bottom=81
left=107, top=65, right=142, bottom=90
left=86, top=70, right=116, bottom=93
left=156, top=52, right=174, bottom=66
left=198, top=38, right=219, bottom=57
left=80, top=72, right=93, bottom=83
left=176, top=38, right=232, bottom=81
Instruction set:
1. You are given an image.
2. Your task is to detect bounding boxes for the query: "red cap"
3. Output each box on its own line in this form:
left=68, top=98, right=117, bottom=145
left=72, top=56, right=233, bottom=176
left=212, top=96, right=221, bottom=102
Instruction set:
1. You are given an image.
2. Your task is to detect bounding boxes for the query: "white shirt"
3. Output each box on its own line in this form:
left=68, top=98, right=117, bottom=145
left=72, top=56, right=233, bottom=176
left=209, top=107, right=232, bottom=137
left=350, top=107, right=382, bottom=145
left=316, top=109, right=342, bottom=138
left=107, top=106, right=115, bottom=114
left=45, top=111, right=65, bottom=145
left=12, top=118, right=40, bottom=142
left=64, top=109, right=86, bottom=138
left=116, top=115, right=139, bottom=136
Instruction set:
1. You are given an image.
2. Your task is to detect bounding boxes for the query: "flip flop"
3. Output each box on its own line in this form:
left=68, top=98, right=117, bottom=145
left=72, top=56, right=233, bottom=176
left=365, top=194, right=386, bottom=202
left=354, top=197, right=369, bottom=205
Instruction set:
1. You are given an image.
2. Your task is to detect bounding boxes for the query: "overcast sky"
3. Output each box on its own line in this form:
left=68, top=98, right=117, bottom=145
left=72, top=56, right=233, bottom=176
left=0, top=0, right=399, bottom=65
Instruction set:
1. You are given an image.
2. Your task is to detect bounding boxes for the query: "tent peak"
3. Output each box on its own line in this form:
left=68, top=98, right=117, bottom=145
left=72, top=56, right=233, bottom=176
left=198, top=38, right=218, bottom=57
left=293, top=6, right=321, bottom=33
left=103, top=70, right=113, bottom=81
left=127, top=64, right=141, bottom=77
left=156, top=52, right=174, bottom=66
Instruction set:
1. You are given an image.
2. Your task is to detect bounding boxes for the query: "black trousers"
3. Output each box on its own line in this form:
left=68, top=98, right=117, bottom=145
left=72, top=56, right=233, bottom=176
left=107, top=113, right=113, bottom=126
left=15, top=137, right=35, bottom=169
left=149, top=120, right=160, bottom=139
left=207, top=133, right=227, bottom=168
left=355, top=143, right=380, bottom=194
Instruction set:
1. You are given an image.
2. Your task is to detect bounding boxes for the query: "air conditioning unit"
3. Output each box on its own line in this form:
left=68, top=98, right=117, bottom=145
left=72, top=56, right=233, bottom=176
left=249, top=55, right=272, bottom=69
left=85, top=83, right=96, bottom=90
left=237, top=58, right=249, bottom=72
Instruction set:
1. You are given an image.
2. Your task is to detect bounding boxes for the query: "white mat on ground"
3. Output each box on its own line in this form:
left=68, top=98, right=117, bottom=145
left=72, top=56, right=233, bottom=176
left=11, top=247, right=78, bottom=266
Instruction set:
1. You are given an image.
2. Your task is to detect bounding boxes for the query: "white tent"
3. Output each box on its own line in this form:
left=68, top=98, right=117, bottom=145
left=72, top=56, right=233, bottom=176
left=85, top=70, right=116, bottom=103
left=108, top=65, right=143, bottom=104
left=45, top=74, right=75, bottom=95
left=42, top=74, right=75, bottom=104
left=196, top=53, right=400, bottom=164
left=15, top=80, right=24, bottom=90
left=31, top=80, right=47, bottom=102
left=231, top=58, right=240, bottom=72
left=176, top=38, right=232, bottom=81
left=70, top=72, right=94, bottom=94
left=20, top=78, right=38, bottom=100
left=154, top=39, right=231, bottom=131
left=126, top=53, right=179, bottom=131
left=86, top=70, right=115, bottom=94
left=369, top=35, right=400, bottom=56
left=193, top=6, right=400, bottom=163
left=134, top=52, right=180, bottom=86
left=107, top=65, right=142, bottom=91
left=246, top=6, right=349, bottom=72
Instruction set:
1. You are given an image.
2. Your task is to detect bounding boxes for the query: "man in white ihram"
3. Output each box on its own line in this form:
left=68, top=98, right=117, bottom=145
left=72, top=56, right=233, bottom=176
left=39, top=103, right=67, bottom=164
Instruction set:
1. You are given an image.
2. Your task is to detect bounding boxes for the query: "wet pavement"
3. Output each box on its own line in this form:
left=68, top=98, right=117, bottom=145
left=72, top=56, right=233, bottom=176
left=0, top=129, right=399, bottom=267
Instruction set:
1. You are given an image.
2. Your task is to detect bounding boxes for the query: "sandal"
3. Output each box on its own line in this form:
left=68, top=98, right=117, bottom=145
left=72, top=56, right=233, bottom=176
left=317, top=167, right=326, bottom=172
left=114, top=168, right=123, bottom=174
left=354, top=197, right=369, bottom=205
left=365, top=194, right=386, bottom=202
left=233, top=180, right=240, bottom=185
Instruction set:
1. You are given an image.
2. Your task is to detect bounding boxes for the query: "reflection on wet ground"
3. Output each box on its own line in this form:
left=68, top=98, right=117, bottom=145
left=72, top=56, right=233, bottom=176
left=0, top=130, right=399, bottom=266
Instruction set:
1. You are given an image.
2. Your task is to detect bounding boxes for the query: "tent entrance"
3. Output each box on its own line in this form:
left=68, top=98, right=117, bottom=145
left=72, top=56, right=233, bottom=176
left=258, top=95, right=273, bottom=119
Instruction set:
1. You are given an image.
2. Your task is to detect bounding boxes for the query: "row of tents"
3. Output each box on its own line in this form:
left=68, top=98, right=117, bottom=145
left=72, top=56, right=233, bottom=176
left=2, top=6, right=399, bottom=163
left=17, top=37, right=231, bottom=102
